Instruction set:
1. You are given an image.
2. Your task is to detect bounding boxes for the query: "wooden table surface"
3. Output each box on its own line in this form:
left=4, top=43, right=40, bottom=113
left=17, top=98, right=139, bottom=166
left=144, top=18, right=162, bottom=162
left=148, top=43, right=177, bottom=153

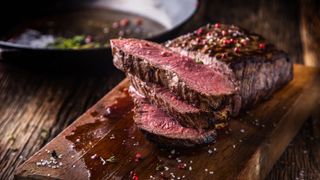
left=1, top=0, right=320, bottom=179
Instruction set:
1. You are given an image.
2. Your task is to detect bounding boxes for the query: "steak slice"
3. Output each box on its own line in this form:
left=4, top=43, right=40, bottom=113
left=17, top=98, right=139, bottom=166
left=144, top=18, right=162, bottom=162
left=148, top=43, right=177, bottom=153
left=128, top=74, right=230, bottom=129
left=165, top=24, right=293, bottom=114
left=111, top=38, right=238, bottom=111
left=130, top=89, right=216, bottom=147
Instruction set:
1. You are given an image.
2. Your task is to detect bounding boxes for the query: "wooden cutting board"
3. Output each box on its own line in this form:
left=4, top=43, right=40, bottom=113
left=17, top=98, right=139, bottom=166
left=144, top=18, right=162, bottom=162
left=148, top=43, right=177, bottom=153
left=15, top=64, right=320, bottom=180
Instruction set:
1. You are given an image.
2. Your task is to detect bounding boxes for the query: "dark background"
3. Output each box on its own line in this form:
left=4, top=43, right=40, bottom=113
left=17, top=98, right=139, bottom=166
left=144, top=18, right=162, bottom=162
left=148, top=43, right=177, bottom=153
left=0, top=0, right=320, bottom=179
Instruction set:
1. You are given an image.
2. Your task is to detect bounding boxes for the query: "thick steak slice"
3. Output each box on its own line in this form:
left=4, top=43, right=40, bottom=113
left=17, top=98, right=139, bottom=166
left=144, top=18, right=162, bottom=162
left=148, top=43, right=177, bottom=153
left=165, top=24, right=293, bottom=114
left=130, top=90, right=216, bottom=147
left=128, top=74, right=230, bottom=129
left=111, top=38, right=238, bottom=111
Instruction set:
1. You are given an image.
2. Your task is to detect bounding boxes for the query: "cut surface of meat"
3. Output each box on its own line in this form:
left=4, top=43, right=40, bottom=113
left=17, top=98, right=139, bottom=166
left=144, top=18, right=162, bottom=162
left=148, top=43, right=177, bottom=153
left=130, top=89, right=216, bottom=147
left=111, top=38, right=238, bottom=111
left=128, top=74, right=230, bottom=129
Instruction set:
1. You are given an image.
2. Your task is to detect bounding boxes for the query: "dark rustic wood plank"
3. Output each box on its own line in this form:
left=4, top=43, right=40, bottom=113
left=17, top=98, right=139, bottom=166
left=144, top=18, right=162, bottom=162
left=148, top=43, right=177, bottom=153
left=300, top=0, right=320, bottom=67
left=15, top=65, right=320, bottom=180
left=267, top=117, right=320, bottom=180
left=0, top=63, right=124, bottom=180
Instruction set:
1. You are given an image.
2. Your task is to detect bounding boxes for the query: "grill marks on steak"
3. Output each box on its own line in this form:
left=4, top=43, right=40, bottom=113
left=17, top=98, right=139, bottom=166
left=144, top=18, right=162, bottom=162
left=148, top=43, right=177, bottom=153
left=165, top=24, right=293, bottom=113
left=128, top=74, right=230, bottom=129
left=111, top=38, right=238, bottom=111
left=130, top=90, right=216, bottom=147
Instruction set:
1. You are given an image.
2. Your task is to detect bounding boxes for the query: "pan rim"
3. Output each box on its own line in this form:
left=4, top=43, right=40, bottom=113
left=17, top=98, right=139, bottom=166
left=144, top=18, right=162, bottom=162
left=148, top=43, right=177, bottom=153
left=0, top=0, right=200, bottom=52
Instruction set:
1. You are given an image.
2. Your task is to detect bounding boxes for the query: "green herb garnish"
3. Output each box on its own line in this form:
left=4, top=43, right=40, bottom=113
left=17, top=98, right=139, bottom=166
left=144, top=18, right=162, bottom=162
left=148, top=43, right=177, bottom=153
left=106, top=155, right=117, bottom=163
left=40, top=128, right=49, bottom=139
left=47, top=35, right=109, bottom=49
left=8, top=133, right=16, bottom=143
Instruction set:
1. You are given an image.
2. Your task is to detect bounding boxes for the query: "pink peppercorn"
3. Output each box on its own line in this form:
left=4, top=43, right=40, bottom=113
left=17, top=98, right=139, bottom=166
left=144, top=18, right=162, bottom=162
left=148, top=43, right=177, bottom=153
left=119, top=18, right=130, bottom=27
left=234, top=47, right=240, bottom=53
left=221, top=30, right=227, bottom=36
left=259, top=43, right=266, bottom=49
left=196, top=28, right=204, bottom=35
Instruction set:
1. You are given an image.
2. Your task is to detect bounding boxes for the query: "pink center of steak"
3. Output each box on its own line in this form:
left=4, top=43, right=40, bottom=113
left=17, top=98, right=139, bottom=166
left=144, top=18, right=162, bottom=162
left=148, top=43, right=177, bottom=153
left=130, top=90, right=214, bottom=139
left=136, top=99, right=210, bottom=139
left=128, top=75, right=200, bottom=114
left=111, top=38, right=236, bottom=95
left=156, top=88, right=199, bottom=113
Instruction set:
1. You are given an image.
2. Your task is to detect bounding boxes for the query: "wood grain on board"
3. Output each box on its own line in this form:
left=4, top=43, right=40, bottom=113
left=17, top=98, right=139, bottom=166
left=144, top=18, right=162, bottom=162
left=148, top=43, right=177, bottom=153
left=15, top=64, right=320, bottom=180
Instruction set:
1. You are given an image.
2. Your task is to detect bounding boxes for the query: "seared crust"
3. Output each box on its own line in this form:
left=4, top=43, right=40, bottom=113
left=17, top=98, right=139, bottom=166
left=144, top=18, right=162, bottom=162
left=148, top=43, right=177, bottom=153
left=165, top=24, right=293, bottom=114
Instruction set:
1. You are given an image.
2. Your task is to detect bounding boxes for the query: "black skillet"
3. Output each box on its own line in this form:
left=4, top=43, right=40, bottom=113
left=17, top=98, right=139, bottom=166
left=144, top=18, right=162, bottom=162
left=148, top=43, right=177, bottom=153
left=0, top=0, right=199, bottom=72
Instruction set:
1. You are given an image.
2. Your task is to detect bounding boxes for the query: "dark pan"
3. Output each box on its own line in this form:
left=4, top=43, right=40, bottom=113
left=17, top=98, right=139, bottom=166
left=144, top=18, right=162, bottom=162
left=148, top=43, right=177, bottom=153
left=0, top=0, right=199, bottom=73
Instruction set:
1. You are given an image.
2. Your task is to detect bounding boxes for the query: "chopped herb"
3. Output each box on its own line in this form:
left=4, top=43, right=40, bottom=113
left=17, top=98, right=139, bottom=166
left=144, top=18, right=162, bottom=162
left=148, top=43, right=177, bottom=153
left=105, top=155, right=117, bottom=163
left=8, top=133, right=16, bottom=143
left=48, top=35, right=109, bottom=49
left=156, top=163, right=164, bottom=171
left=195, top=58, right=203, bottom=64
left=40, top=128, right=49, bottom=139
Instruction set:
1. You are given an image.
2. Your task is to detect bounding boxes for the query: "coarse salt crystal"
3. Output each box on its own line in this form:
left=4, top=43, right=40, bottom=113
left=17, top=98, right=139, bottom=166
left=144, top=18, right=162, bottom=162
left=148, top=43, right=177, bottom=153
left=170, top=149, right=175, bottom=154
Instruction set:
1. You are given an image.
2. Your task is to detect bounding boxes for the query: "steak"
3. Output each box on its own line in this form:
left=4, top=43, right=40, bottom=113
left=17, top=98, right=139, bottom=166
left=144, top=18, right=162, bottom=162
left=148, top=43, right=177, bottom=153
left=111, top=38, right=238, bottom=111
left=110, top=23, right=293, bottom=147
left=130, top=88, right=216, bottom=147
left=128, top=74, right=230, bottom=129
left=165, top=24, right=293, bottom=114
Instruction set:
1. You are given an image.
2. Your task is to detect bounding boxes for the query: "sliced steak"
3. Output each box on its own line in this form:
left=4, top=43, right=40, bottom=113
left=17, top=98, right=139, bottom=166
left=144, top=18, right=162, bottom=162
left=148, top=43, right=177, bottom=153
left=111, top=38, right=238, bottom=111
left=128, top=74, right=230, bottom=129
left=165, top=24, right=293, bottom=114
left=130, top=89, right=216, bottom=147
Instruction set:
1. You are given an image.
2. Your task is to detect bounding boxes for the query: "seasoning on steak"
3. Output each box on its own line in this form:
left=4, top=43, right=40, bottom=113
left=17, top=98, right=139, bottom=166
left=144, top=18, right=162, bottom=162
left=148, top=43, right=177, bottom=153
left=128, top=74, right=230, bottom=129
left=165, top=23, right=293, bottom=114
left=130, top=88, right=216, bottom=147
left=111, top=38, right=239, bottom=111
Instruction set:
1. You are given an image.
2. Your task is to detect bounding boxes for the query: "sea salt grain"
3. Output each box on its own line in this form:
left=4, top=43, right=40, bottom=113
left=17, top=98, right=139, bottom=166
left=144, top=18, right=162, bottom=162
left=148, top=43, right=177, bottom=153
left=170, top=149, right=176, bottom=155
left=208, top=149, right=213, bottom=154
left=240, top=129, right=245, bottom=133
left=109, top=134, right=115, bottom=139
left=91, top=154, right=97, bottom=159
